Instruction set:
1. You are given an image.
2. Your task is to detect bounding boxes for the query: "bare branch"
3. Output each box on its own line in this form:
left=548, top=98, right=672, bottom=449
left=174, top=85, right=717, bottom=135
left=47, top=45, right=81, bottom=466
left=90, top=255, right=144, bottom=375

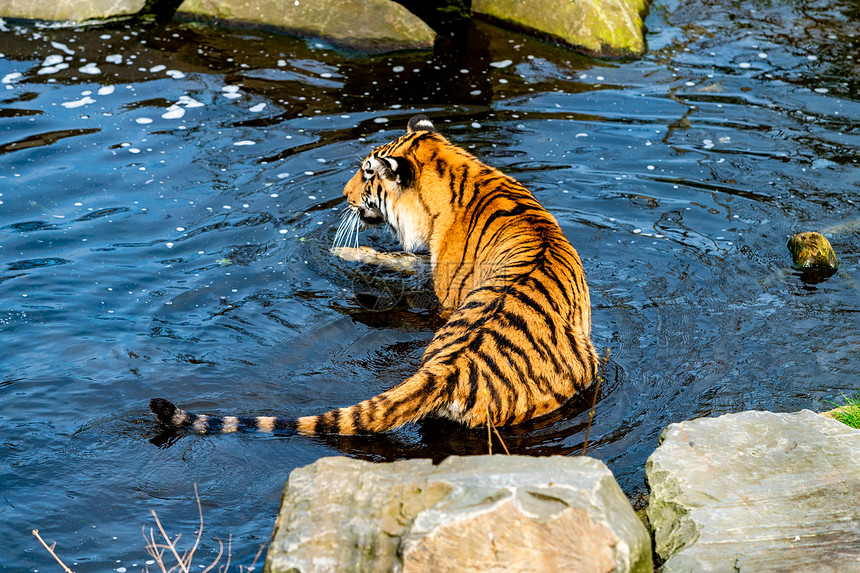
left=32, top=530, right=75, bottom=573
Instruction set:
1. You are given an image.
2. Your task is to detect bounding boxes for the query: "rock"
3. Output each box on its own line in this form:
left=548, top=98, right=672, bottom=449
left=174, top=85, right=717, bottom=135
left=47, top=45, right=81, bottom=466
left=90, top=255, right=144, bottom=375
left=787, top=231, right=839, bottom=273
left=0, top=0, right=145, bottom=22
left=646, top=410, right=860, bottom=572
left=818, top=218, right=860, bottom=237
left=264, top=455, right=651, bottom=573
left=176, top=0, right=435, bottom=54
left=471, top=0, right=649, bottom=57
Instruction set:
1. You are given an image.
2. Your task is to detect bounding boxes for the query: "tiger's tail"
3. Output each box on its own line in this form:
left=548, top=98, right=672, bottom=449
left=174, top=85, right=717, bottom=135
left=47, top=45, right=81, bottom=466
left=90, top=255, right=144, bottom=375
left=150, top=371, right=446, bottom=436
left=149, top=397, right=298, bottom=435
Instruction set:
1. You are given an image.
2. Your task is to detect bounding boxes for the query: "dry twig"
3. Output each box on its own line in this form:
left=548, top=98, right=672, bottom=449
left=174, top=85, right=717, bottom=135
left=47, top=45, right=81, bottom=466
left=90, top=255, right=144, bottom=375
left=582, top=348, right=611, bottom=456
left=143, top=483, right=233, bottom=573
left=32, top=529, right=75, bottom=573
left=487, top=415, right=511, bottom=455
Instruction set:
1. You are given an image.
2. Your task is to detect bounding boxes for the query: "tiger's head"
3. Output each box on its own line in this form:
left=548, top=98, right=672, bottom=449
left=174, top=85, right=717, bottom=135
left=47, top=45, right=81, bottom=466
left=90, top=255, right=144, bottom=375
left=343, top=115, right=440, bottom=253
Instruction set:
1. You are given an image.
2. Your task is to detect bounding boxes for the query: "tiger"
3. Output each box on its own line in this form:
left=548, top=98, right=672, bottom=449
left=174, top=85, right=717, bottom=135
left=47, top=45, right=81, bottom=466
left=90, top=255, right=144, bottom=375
left=150, top=114, right=599, bottom=436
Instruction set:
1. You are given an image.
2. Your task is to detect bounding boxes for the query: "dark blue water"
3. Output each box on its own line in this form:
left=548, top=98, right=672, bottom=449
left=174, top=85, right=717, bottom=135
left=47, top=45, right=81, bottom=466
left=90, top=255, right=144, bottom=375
left=2, top=0, right=858, bottom=570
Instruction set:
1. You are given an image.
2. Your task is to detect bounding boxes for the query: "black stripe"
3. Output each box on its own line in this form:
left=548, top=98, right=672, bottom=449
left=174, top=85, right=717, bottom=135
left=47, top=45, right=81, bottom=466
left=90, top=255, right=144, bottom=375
left=485, top=328, right=531, bottom=381
left=329, top=408, right=341, bottom=433
left=473, top=204, right=537, bottom=245
left=497, top=307, right=562, bottom=373
left=274, top=418, right=298, bottom=432
left=443, top=368, right=459, bottom=391
left=459, top=300, right=486, bottom=311
left=475, top=348, right=516, bottom=395
left=455, top=165, right=470, bottom=206
left=528, top=274, right=557, bottom=309
left=407, top=131, right=434, bottom=151
left=463, top=361, right=480, bottom=413
left=351, top=401, right=364, bottom=432
left=452, top=203, right=541, bottom=297
left=482, top=365, right=500, bottom=418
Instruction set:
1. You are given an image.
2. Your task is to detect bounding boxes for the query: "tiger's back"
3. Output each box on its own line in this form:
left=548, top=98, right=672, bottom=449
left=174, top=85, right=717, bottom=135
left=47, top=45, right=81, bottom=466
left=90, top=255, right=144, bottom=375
left=151, top=115, right=598, bottom=436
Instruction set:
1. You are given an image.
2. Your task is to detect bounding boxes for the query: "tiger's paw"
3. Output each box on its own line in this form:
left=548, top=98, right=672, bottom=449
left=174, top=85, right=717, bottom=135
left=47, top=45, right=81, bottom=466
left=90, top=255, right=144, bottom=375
left=331, top=245, right=378, bottom=263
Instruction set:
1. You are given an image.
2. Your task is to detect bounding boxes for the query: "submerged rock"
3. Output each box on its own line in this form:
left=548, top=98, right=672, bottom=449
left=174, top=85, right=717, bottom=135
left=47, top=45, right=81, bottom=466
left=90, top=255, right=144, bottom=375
left=176, top=0, right=435, bottom=54
left=471, top=0, right=650, bottom=57
left=788, top=231, right=839, bottom=274
left=0, top=0, right=145, bottom=22
left=264, top=455, right=651, bottom=573
left=646, top=410, right=860, bottom=572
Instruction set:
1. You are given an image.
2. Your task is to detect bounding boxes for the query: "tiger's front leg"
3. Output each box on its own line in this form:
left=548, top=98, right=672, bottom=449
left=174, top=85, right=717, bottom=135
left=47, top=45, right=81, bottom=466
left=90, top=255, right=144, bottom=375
left=331, top=246, right=428, bottom=274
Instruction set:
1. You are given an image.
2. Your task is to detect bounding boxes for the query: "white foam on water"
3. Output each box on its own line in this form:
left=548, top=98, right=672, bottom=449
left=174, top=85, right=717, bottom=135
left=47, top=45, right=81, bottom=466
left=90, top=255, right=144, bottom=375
left=51, top=41, right=74, bottom=55
left=105, top=54, right=123, bottom=64
left=162, top=104, right=185, bottom=119
left=38, top=63, right=69, bottom=75
left=61, top=96, right=95, bottom=109
left=249, top=103, right=266, bottom=112
left=1, top=72, right=21, bottom=84
left=178, top=95, right=204, bottom=108
left=79, top=63, right=101, bottom=75
left=97, top=85, right=115, bottom=95
left=42, top=54, right=64, bottom=66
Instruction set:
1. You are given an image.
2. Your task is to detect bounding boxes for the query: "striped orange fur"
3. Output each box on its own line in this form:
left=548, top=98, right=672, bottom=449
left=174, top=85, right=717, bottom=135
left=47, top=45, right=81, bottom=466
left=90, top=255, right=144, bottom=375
left=150, top=115, right=598, bottom=436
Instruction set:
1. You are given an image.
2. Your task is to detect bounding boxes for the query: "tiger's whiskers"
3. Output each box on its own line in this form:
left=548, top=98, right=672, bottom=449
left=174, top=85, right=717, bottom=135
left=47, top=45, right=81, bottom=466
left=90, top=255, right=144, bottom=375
left=332, top=207, right=361, bottom=251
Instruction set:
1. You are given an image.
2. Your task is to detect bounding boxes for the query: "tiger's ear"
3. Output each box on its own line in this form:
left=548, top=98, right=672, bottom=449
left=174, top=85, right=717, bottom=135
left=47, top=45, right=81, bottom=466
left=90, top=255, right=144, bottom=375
left=381, top=156, right=416, bottom=189
left=407, top=115, right=436, bottom=134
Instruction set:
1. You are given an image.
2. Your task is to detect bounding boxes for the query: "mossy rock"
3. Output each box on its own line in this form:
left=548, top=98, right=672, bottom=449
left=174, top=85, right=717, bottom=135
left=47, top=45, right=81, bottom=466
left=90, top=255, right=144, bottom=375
left=176, top=0, right=435, bottom=53
left=787, top=231, right=839, bottom=274
left=0, top=0, right=145, bottom=22
left=472, top=0, right=649, bottom=57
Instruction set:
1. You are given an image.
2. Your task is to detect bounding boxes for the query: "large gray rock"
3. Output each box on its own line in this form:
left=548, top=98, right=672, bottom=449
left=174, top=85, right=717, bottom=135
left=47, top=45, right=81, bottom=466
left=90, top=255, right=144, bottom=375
left=0, top=0, right=145, bottom=22
left=176, top=0, right=435, bottom=54
left=265, top=454, right=651, bottom=573
left=646, top=410, right=860, bottom=572
left=472, top=0, right=649, bottom=57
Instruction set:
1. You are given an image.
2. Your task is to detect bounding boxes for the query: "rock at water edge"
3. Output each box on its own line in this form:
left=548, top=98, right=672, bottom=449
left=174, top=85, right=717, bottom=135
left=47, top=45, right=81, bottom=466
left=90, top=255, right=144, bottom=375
left=264, top=454, right=652, bottom=573
left=176, top=0, right=435, bottom=54
left=0, top=0, right=145, bottom=22
left=472, top=0, right=649, bottom=57
left=647, top=410, right=860, bottom=572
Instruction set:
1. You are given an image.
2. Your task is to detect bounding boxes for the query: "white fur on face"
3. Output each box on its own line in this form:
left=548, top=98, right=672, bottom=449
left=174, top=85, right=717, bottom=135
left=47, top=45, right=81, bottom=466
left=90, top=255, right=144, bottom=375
left=363, top=156, right=382, bottom=180
left=361, top=154, right=429, bottom=253
left=391, top=204, right=429, bottom=253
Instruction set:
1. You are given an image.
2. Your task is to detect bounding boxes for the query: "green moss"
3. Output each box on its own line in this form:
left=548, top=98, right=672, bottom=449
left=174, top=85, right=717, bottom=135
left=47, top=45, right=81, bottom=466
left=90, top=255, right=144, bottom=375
left=787, top=231, right=839, bottom=272
left=472, top=0, right=647, bottom=57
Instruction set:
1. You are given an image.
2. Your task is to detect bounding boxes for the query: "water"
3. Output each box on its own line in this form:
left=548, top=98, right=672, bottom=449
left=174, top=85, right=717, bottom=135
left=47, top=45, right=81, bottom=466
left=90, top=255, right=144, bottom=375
left=1, top=0, right=858, bottom=569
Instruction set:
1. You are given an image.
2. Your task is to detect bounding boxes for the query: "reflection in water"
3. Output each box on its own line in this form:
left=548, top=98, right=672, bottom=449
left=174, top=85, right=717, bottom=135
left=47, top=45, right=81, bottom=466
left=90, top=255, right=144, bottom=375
left=0, top=0, right=858, bottom=569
